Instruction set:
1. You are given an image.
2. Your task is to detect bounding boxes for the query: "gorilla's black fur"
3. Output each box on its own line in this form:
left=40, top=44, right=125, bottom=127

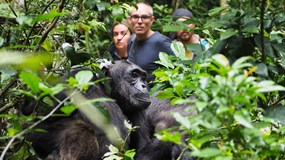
left=25, top=60, right=151, bottom=160
left=135, top=93, right=196, bottom=160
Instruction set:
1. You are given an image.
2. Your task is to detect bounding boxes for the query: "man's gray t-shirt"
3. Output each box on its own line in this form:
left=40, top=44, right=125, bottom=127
left=128, top=31, right=174, bottom=82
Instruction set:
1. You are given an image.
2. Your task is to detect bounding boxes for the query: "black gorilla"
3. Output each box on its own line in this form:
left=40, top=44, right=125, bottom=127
left=25, top=60, right=151, bottom=160
left=135, top=93, right=197, bottom=160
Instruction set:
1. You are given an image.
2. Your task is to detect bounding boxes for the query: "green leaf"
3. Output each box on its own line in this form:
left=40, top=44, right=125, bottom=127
left=265, top=105, right=285, bottom=125
left=211, top=54, right=230, bottom=68
left=272, top=43, right=285, bottom=56
left=257, top=80, right=285, bottom=92
left=255, top=63, right=268, bottom=77
left=191, top=148, right=222, bottom=158
left=108, top=144, right=119, bottom=153
left=19, top=71, right=41, bottom=94
left=51, top=83, right=66, bottom=95
left=75, top=70, right=93, bottom=85
left=170, top=41, right=187, bottom=60
left=11, top=144, right=30, bottom=160
left=156, top=130, right=182, bottom=144
left=60, top=105, right=77, bottom=116
left=124, top=149, right=136, bottom=160
left=191, top=134, right=213, bottom=149
left=234, top=109, right=253, bottom=128
left=174, top=82, right=183, bottom=97
left=0, top=37, right=3, bottom=47
left=220, top=29, right=238, bottom=40
left=231, top=56, right=253, bottom=69
left=242, top=25, right=259, bottom=33
left=156, top=90, right=175, bottom=99
left=157, top=52, right=174, bottom=69
left=111, top=4, right=124, bottom=17
left=97, top=2, right=109, bottom=11
left=173, top=112, right=191, bottom=129
left=208, top=6, right=228, bottom=17
left=32, top=9, right=62, bottom=23
left=163, top=24, right=187, bottom=32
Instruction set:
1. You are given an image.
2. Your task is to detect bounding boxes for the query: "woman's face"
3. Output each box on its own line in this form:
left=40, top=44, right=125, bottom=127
left=113, top=24, right=131, bottom=51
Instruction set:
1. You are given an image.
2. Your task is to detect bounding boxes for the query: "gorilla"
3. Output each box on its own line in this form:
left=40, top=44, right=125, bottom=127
left=136, top=93, right=196, bottom=160
left=24, top=60, right=151, bottom=160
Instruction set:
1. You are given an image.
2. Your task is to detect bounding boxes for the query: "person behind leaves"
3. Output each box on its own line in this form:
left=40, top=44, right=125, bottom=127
left=108, top=19, right=132, bottom=60
left=127, top=2, right=174, bottom=83
left=171, top=8, right=210, bottom=59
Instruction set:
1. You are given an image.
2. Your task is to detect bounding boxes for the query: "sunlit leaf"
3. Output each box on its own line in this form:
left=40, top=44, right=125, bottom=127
left=220, top=29, right=238, bottom=40
left=191, top=148, right=222, bottom=157
left=156, top=90, right=175, bottom=99
left=32, top=9, right=63, bottom=23
left=75, top=70, right=93, bottom=85
left=124, top=149, right=136, bottom=160
left=170, top=41, right=187, bottom=60
left=208, top=6, right=228, bottom=17
left=173, top=112, right=191, bottom=129
left=211, top=54, right=230, bottom=68
left=234, top=109, right=253, bottom=128
left=157, top=52, right=174, bottom=69
left=257, top=80, right=285, bottom=92
left=19, top=71, right=41, bottom=94
left=60, top=105, right=77, bottom=116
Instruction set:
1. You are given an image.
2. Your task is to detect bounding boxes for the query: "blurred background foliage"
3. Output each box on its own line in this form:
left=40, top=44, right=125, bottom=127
left=1, top=0, right=285, bottom=159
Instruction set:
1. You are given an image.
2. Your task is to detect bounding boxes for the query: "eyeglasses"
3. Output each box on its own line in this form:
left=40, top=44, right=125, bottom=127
left=130, top=15, right=151, bottom=22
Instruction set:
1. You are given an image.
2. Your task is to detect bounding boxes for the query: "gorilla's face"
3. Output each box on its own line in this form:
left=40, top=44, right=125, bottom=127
left=109, top=60, right=151, bottom=113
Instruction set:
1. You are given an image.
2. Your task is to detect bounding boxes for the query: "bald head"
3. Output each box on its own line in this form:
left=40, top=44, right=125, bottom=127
left=130, top=2, right=153, bottom=16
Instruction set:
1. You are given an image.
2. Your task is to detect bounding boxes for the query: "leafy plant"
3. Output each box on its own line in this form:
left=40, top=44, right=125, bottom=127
left=152, top=42, right=285, bottom=159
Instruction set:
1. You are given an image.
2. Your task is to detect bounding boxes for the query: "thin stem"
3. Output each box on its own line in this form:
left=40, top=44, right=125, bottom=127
left=260, top=0, right=266, bottom=62
left=35, top=0, right=66, bottom=51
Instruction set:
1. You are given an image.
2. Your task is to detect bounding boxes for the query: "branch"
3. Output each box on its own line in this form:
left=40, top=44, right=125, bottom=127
left=260, top=0, right=266, bottom=62
left=24, top=0, right=57, bottom=45
left=4, top=0, right=18, bottom=18
left=0, top=102, right=14, bottom=113
left=0, top=78, right=17, bottom=99
left=35, top=0, right=66, bottom=51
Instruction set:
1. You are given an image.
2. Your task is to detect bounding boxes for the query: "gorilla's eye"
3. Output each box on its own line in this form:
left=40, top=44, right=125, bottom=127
left=141, top=74, right=147, bottom=81
left=131, top=70, right=139, bottom=78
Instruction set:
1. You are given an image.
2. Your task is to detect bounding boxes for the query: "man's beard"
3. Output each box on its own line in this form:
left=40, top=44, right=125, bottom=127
left=178, top=31, right=192, bottom=42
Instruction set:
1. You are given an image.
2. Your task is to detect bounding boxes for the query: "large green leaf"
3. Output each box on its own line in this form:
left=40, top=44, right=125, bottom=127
left=75, top=70, right=94, bottom=85
left=32, top=9, right=63, bottom=23
left=220, top=29, right=238, bottom=40
left=19, top=71, right=41, bottom=94
left=157, top=52, right=174, bottom=69
left=191, top=148, right=222, bottom=158
left=257, top=80, right=285, bottom=92
left=234, top=109, right=253, bottom=128
left=208, top=6, right=228, bottom=17
left=170, top=41, right=187, bottom=60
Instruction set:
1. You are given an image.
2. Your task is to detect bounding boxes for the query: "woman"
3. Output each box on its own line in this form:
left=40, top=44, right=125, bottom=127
left=109, top=19, right=132, bottom=60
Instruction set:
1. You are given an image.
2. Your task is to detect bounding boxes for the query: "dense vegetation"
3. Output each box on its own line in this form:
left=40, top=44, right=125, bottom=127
left=1, top=0, right=285, bottom=159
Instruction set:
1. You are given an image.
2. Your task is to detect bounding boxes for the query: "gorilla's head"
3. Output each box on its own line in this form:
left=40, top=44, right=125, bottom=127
left=108, top=60, right=151, bottom=113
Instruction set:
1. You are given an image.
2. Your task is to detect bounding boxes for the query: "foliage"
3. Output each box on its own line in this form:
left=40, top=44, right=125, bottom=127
left=1, top=0, right=285, bottom=159
left=152, top=41, right=285, bottom=159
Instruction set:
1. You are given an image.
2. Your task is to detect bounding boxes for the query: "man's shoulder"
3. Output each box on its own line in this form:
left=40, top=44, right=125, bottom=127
left=149, top=31, right=172, bottom=43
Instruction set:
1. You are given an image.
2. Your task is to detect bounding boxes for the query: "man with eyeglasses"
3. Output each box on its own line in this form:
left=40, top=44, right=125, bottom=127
left=127, top=2, right=174, bottom=84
